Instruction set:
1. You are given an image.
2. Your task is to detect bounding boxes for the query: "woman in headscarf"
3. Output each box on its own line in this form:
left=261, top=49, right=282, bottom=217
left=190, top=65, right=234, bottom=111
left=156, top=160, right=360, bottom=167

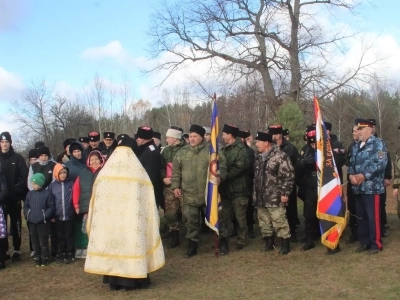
left=84, top=137, right=165, bottom=291
left=72, top=150, right=105, bottom=259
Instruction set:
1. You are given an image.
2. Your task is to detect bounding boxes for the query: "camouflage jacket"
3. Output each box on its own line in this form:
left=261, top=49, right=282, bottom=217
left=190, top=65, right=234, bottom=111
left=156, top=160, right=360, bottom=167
left=253, top=144, right=295, bottom=208
left=160, top=142, right=186, bottom=180
left=219, top=138, right=250, bottom=198
left=171, top=141, right=227, bottom=206
left=348, top=135, right=387, bottom=194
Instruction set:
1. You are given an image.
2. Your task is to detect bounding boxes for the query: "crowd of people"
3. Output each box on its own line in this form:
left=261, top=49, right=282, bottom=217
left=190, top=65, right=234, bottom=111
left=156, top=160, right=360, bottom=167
left=0, top=117, right=395, bottom=290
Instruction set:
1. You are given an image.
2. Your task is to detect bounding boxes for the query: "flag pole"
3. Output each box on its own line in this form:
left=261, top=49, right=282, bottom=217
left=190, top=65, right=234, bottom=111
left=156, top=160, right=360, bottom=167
left=213, top=92, right=219, bottom=258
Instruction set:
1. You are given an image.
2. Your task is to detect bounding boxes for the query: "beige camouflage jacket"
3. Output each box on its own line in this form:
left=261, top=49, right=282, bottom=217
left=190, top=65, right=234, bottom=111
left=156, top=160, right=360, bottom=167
left=253, top=144, right=295, bottom=208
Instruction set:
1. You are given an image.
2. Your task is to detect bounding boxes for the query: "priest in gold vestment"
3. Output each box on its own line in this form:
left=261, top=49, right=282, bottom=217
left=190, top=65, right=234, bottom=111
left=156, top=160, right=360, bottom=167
left=84, top=138, right=165, bottom=290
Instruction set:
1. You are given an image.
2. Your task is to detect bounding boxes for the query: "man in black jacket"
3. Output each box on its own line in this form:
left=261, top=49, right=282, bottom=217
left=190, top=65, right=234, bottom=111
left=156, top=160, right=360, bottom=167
left=268, top=125, right=300, bottom=242
left=136, top=127, right=164, bottom=209
left=0, top=132, right=28, bottom=262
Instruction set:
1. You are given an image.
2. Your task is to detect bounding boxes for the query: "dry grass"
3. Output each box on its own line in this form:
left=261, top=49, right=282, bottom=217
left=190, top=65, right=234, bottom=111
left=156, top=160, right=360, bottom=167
left=2, top=188, right=400, bottom=300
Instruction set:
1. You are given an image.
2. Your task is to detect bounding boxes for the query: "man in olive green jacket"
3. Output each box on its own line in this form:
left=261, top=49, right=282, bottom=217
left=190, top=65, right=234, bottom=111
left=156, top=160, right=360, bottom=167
left=219, top=124, right=250, bottom=254
left=171, top=124, right=227, bottom=258
left=161, top=126, right=186, bottom=249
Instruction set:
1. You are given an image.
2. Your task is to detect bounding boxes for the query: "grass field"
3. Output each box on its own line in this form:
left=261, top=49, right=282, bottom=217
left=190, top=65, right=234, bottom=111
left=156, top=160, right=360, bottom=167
left=2, top=188, right=400, bottom=300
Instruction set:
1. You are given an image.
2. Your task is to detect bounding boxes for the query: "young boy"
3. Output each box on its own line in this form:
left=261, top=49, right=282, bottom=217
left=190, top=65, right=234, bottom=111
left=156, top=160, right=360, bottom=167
left=24, top=173, right=55, bottom=267
left=49, top=164, right=75, bottom=264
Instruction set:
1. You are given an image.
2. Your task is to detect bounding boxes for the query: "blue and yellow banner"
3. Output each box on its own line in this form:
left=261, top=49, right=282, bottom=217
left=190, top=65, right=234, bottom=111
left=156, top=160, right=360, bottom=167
left=205, top=94, right=220, bottom=234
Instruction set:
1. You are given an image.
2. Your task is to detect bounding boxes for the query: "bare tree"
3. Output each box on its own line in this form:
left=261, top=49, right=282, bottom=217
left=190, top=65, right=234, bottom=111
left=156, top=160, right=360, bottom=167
left=148, top=0, right=377, bottom=118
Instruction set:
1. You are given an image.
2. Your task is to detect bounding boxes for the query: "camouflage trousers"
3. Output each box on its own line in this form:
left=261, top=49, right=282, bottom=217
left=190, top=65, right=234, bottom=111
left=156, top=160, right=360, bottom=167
left=257, top=207, right=290, bottom=239
left=183, top=204, right=205, bottom=242
left=219, top=196, right=248, bottom=245
left=164, top=187, right=183, bottom=231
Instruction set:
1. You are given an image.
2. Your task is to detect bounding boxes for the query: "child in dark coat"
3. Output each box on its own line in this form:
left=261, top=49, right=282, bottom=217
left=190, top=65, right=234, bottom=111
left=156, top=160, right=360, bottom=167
left=48, top=164, right=75, bottom=264
left=24, top=173, right=55, bottom=267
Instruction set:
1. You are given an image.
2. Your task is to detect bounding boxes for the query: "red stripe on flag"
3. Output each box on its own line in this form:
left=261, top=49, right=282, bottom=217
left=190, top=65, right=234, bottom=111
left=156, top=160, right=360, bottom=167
left=326, top=230, right=339, bottom=243
left=374, top=194, right=382, bottom=249
left=318, top=185, right=340, bottom=213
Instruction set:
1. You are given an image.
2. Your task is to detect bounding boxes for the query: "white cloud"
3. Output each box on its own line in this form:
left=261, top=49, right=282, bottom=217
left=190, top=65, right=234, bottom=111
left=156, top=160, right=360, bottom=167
left=0, top=67, right=24, bottom=102
left=81, top=40, right=140, bottom=67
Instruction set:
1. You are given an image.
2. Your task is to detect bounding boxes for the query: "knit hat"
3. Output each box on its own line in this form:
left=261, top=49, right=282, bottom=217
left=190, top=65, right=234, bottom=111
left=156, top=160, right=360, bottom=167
left=117, top=134, right=130, bottom=142
left=78, top=137, right=89, bottom=143
left=37, top=146, right=50, bottom=156
left=166, top=127, right=182, bottom=139
left=136, top=126, right=153, bottom=140
left=222, top=124, right=239, bottom=137
left=268, top=125, right=283, bottom=135
left=103, top=131, right=115, bottom=139
left=28, top=149, right=38, bottom=159
left=255, top=131, right=272, bottom=142
left=189, top=125, right=206, bottom=137
left=238, top=130, right=251, bottom=139
left=88, top=131, right=100, bottom=142
left=31, top=173, right=45, bottom=186
left=34, top=141, right=45, bottom=149
left=69, top=141, right=83, bottom=153
left=63, top=138, right=76, bottom=149
left=0, top=132, right=12, bottom=144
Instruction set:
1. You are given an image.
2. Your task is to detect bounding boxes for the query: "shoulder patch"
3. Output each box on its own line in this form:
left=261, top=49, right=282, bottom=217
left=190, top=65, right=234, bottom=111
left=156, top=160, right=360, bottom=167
left=149, top=145, right=156, bottom=151
left=377, top=151, right=386, bottom=159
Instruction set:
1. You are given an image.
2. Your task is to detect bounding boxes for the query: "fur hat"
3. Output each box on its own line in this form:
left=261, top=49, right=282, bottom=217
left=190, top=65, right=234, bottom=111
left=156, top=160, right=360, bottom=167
left=152, top=131, right=162, bottom=140
left=117, top=134, right=130, bottom=142
left=189, top=125, right=206, bottom=137
left=103, top=131, right=115, bottom=139
left=166, top=127, right=182, bottom=139
left=88, top=131, right=100, bottom=142
left=222, top=124, right=239, bottom=137
left=307, top=130, right=316, bottom=143
left=255, top=131, right=272, bottom=142
left=78, top=137, right=89, bottom=143
left=238, top=130, right=251, bottom=139
left=283, top=129, right=289, bottom=137
left=268, top=125, right=283, bottom=135
left=136, top=126, right=153, bottom=140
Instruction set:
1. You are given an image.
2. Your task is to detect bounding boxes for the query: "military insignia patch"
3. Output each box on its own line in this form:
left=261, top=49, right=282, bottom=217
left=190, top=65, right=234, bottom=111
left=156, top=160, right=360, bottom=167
left=377, top=151, right=385, bottom=159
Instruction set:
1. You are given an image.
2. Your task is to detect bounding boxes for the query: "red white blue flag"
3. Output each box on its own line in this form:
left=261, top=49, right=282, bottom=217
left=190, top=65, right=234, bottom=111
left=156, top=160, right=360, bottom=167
left=314, top=96, right=347, bottom=249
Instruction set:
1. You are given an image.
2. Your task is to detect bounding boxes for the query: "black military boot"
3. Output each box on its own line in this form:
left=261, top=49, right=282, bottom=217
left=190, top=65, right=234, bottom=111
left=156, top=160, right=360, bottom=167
left=184, top=240, right=197, bottom=258
left=261, top=236, right=275, bottom=252
left=168, top=230, right=180, bottom=249
left=279, top=238, right=290, bottom=255
left=219, top=238, right=229, bottom=255
left=301, top=239, right=315, bottom=251
left=346, top=226, right=358, bottom=244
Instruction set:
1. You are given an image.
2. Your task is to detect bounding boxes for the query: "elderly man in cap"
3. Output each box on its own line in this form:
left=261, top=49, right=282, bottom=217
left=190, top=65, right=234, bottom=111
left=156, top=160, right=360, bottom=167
left=136, top=126, right=163, bottom=209
left=268, top=124, right=300, bottom=242
left=348, top=118, right=387, bottom=254
left=0, top=132, right=28, bottom=262
left=161, top=126, right=186, bottom=248
left=101, top=131, right=118, bottom=158
left=171, top=124, right=227, bottom=258
left=253, top=131, right=294, bottom=255
left=218, top=124, right=250, bottom=254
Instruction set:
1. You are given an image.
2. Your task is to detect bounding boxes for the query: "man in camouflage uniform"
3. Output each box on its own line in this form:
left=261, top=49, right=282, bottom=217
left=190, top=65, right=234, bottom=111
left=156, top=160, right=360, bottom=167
left=348, top=118, right=387, bottom=254
left=268, top=125, right=300, bottom=242
left=161, top=126, right=186, bottom=249
left=171, top=124, right=227, bottom=258
left=218, top=124, right=250, bottom=254
left=253, top=131, right=294, bottom=255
